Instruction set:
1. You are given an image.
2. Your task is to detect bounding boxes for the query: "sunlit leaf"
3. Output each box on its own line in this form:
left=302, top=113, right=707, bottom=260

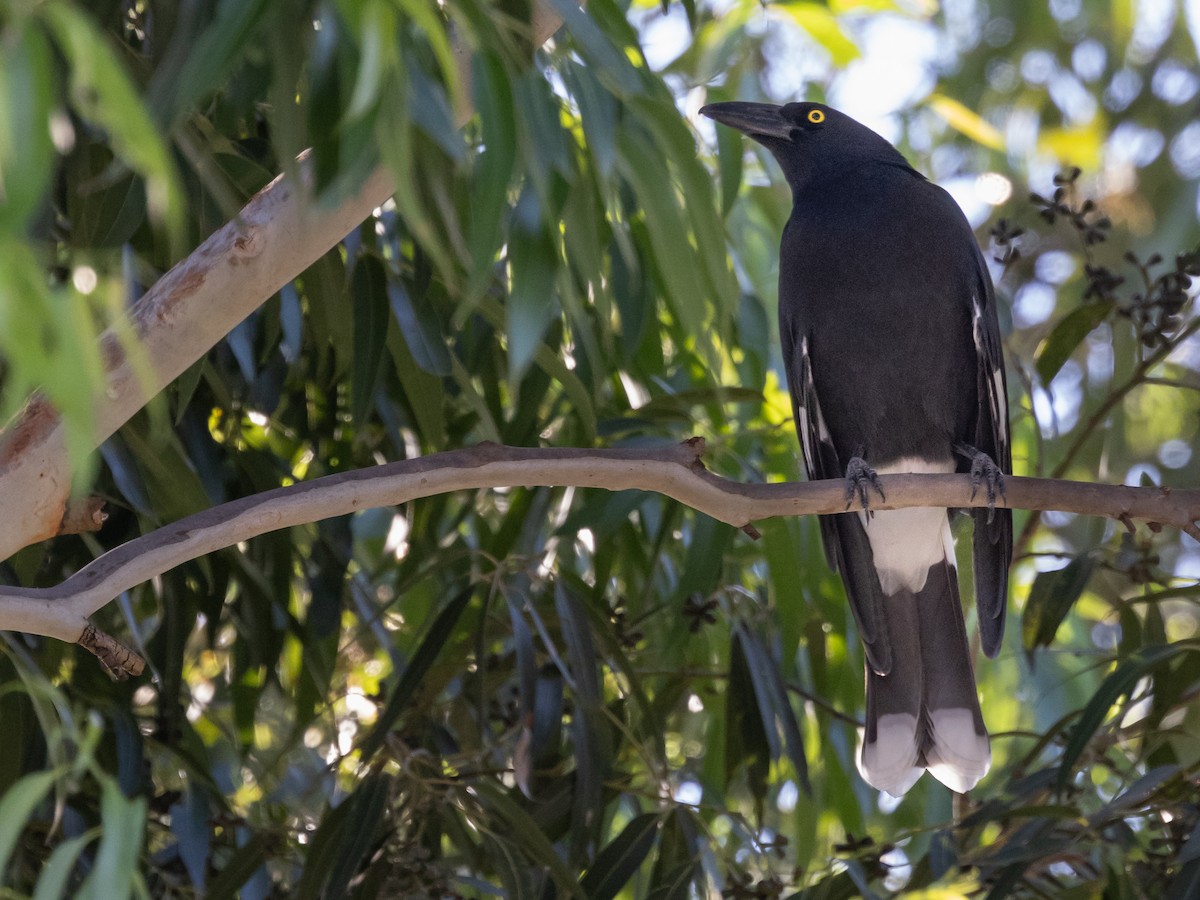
left=774, top=2, right=860, bottom=66
left=927, top=93, right=1005, bottom=151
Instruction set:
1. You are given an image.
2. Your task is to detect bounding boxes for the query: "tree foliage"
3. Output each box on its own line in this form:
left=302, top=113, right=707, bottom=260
left=0, top=0, right=1198, bottom=896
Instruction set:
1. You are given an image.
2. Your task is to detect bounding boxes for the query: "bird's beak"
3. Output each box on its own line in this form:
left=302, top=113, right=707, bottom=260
left=700, top=102, right=793, bottom=140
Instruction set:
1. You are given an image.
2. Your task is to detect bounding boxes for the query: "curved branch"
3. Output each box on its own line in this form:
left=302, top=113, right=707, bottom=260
left=7, top=439, right=1200, bottom=675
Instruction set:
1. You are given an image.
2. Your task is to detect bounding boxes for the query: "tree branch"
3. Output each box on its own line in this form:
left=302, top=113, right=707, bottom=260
left=7, top=439, right=1199, bottom=677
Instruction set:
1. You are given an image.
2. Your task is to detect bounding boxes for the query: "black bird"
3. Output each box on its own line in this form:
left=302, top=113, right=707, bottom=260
left=702, top=101, right=1011, bottom=796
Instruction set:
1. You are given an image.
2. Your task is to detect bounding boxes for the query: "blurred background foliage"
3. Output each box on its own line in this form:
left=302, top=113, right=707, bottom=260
left=0, top=0, right=1198, bottom=896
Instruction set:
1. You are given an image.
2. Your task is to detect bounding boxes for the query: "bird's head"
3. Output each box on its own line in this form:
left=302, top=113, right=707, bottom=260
left=700, top=101, right=912, bottom=195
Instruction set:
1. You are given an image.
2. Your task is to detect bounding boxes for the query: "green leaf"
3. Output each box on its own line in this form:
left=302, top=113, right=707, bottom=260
left=648, top=809, right=700, bottom=900
left=735, top=623, right=811, bottom=793
left=727, top=630, right=771, bottom=800
left=927, top=93, right=1005, bottom=151
left=203, top=834, right=271, bottom=900
left=545, top=0, right=641, bottom=96
left=477, top=296, right=597, bottom=440
left=579, top=813, right=660, bottom=900
left=33, top=831, right=96, bottom=900
left=471, top=780, right=588, bottom=899
left=294, top=793, right=353, bottom=900
left=350, top=253, right=390, bottom=423
left=774, top=2, right=860, bottom=66
left=385, top=321, right=447, bottom=445
left=41, top=2, right=183, bottom=238
left=0, top=21, right=55, bottom=230
left=1035, top=302, right=1111, bottom=385
left=359, top=586, right=474, bottom=759
left=675, top=516, right=733, bottom=602
left=506, top=201, right=560, bottom=382
left=343, top=0, right=398, bottom=123
left=715, top=117, right=744, bottom=219
left=389, top=280, right=452, bottom=376
left=304, top=250, right=354, bottom=383
left=1058, top=643, right=1195, bottom=786
left=63, top=142, right=147, bottom=248
left=467, top=52, right=518, bottom=304
left=554, top=583, right=611, bottom=861
left=1022, top=552, right=1100, bottom=656
left=616, top=128, right=709, bottom=338
left=150, top=0, right=271, bottom=128
left=0, top=769, right=60, bottom=881
left=313, top=774, right=392, bottom=900
left=79, top=779, right=147, bottom=900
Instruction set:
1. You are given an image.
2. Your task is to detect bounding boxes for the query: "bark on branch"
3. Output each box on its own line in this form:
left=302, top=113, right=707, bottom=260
left=7, top=439, right=1200, bottom=678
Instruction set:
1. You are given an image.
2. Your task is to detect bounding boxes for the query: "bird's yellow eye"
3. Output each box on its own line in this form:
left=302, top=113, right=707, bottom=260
left=807, top=109, right=826, bottom=124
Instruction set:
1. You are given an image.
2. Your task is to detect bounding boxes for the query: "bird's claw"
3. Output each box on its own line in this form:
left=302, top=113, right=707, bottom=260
left=955, top=442, right=1006, bottom=524
left=844, top=448, right=886, bottom=515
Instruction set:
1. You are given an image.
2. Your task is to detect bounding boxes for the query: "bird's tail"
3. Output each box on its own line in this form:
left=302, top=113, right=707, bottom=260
left=857, top=539, right=991, bottom=797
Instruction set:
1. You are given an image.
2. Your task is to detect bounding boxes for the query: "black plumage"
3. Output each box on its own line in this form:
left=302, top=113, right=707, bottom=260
left=702, top=101, right=1012, bottom=795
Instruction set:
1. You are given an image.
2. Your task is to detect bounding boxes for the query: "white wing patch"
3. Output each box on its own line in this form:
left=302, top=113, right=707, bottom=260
left=797, top=336, right=833, bottom=474
left=856, top=457, right=955, bottom=595
left=973, top=297, right=1008, bottom=446
left=992, top=367, right=1007, bottom=443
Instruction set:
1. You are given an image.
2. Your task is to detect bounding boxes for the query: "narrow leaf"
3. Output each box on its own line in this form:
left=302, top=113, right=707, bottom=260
left=0, top=770, right=60, bottom=881
left=471, top=780, right=588, bottom=899
left=1058, top=643, right=1193, bottom=785
left=359, top=586, right=474, bottom=758
left=203, top=834, right=271, bottom=900
left=1035, top=302, right=1111, bottom=385
left=927, top=92, right=1005, bottom=151
left=388, top=281, right=452, bottom=376
left=33, top=832, right=96, bottom=900
left=319, top=774, right=392, bottom=900
left=774, top=2, right=860, bottom=66
left=579, top=814, right=660, bottom=900
left=350, top=253, right=390, bottom=423
left=1022, top=551, right=1099, bottom=657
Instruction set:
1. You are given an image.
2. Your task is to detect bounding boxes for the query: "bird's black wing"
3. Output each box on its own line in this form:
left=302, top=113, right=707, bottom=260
left=968, top=244, right=1012, bottom=657
left=783, top=325, right=892, bottom=675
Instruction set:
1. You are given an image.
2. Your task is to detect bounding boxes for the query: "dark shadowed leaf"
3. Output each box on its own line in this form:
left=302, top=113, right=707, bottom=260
left=727, top=629, right=772, bottom=801
left=579, top=813, right=660, bottom=900
left=506, top=217, right=560, bottom=382
left=351, top=253, right=390, bottom=422
left=204, top=834, right=271, bottom=900
left=1035, top=302, right=1111, bottom=385
left=1058, top=643, right=1195, bottom=786
left=554, top=582, right=610, bottom=860
left=648, top=808, right=701, bottom=900
left=359, top=586, right=474, bottom=759
left=300, top=773, right=391, bottom=900
left=471, top=780, right=588, bottom=899
left=735, top=623, right=811, bottom=793
left=1022, top=551, right=1099, bottom=657
left=388, top=280, right=452, bottom=376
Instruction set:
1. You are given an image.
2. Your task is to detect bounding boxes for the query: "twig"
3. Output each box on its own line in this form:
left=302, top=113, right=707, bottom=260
left=1015, top=315, right=1200, bottom=557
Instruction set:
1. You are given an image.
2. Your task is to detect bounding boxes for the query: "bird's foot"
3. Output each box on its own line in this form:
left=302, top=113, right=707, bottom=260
left=955, top=443, right=1006, bottom=523
left=844, top=447, right=886, bottom=514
